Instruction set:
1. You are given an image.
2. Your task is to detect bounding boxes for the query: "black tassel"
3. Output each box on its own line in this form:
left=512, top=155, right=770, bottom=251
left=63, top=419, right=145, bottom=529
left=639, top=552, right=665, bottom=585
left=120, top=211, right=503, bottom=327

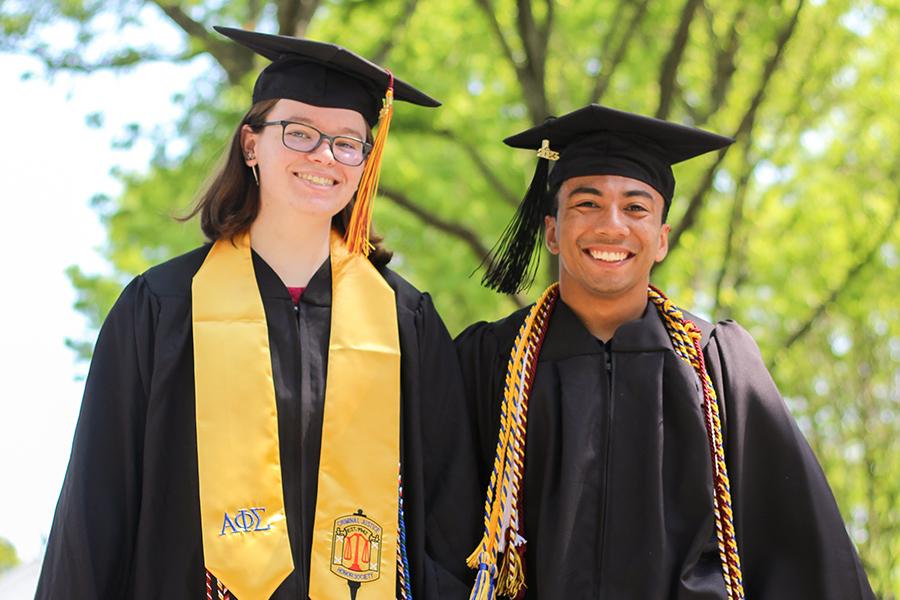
left=481, top=157, right=550, bottom=294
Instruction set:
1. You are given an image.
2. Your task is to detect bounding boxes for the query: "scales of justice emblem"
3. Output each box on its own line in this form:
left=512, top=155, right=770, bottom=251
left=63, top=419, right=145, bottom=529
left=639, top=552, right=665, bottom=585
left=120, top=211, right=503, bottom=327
left=331, top=509, right=383, bottom=599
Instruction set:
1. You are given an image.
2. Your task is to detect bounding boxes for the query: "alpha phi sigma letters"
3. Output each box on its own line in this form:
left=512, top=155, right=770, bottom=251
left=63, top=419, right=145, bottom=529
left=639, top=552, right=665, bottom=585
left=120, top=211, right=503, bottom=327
left=331, top=510, right=382, bottom=583
left=219, top=507, right=273, bottom=536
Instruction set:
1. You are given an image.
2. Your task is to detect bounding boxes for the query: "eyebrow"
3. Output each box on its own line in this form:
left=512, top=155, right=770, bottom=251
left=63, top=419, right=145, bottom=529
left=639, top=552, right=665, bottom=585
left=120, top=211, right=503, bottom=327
left=286, top=116, right=365, bottom=139
left=567, top=186, right=602, bottom=198
left=567, top=186, right=654, bottom=200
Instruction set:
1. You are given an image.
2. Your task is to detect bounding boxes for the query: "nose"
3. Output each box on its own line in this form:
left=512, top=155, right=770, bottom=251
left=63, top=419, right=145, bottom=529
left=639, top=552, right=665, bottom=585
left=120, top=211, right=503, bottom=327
left=593, top=205, right=629, bottom=239
left=308, top=138, right=336, bottom=165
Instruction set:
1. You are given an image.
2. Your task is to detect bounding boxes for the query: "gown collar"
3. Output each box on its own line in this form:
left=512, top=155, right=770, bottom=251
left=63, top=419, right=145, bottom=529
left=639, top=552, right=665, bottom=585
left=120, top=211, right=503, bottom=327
left=250, top=250, right=332, bottom=307
left=540, top=297, right=713, bottom=362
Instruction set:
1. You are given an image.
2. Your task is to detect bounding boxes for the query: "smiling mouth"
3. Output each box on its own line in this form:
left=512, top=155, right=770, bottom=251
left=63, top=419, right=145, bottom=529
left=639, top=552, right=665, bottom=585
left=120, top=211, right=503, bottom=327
left=586, top=249, right=632, bottom=263
left=294, top=172, right=337, bottom=187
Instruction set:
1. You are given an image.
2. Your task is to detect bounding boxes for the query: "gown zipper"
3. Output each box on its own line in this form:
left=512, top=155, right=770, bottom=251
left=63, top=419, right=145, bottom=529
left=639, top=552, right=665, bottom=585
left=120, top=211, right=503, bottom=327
left=596, top=342, right=614, bottom=597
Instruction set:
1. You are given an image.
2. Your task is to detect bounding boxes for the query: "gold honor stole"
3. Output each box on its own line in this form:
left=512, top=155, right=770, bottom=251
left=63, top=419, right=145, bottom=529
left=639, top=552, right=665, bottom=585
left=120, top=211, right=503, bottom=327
left=192, top=231, right=401, bottom=600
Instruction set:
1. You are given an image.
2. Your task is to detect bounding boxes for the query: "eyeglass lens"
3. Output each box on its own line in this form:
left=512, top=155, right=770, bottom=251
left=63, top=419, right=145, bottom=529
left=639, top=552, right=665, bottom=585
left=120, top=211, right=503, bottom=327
left=282, top=122, right=367, bottom=166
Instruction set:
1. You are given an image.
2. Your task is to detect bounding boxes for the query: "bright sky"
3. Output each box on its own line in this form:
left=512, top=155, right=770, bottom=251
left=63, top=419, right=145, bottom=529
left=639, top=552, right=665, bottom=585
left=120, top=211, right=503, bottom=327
left=0, top=20, right=211, bottom=566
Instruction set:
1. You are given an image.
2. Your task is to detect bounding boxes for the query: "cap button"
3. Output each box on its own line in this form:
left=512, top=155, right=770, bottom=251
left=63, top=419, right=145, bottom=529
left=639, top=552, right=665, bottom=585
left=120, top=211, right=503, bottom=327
left=536, top=139, right=559, bottom=161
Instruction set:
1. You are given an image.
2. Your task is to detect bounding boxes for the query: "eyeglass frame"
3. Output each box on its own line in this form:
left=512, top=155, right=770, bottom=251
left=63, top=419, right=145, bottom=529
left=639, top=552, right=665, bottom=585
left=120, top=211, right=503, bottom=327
left=254, top=120, right=373, bottom=167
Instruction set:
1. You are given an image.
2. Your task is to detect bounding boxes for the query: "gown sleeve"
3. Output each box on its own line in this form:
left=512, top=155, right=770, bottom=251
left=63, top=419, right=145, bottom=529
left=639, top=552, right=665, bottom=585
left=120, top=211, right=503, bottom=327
left=35, top=276, right=157, bottom=599
left=413, top=294, right=482, bottom=599
left=454, top=321, right=506, bottom=490
left=709, top=320, right=875, bottom=600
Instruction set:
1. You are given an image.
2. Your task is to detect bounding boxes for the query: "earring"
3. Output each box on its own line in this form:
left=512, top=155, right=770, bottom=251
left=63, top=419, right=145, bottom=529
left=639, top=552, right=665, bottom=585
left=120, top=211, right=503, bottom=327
left=245, top=150, right=259, bottom=186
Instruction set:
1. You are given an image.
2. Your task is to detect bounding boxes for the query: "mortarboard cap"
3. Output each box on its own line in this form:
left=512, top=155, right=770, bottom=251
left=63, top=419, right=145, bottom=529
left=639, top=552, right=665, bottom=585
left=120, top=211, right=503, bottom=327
left=505, top=104, right=734, bottom=201
left=483, top=104, right=734, bottom=294
left=214, top=25, right=440, bottom=127
left=215, top=26, right=441, bottom=256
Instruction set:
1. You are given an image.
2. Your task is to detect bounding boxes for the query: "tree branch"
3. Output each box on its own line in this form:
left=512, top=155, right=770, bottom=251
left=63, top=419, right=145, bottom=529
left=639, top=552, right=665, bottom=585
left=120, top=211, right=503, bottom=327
left=152, top=3, right=212, bottom=43
left=27, top=46, right=199, bottom=73
left=379, top=186, right=491, bottom=261
left=656, top=0, right=703, bottom=120
left=435, top=128, right=521, bottom=207
left=246, top=0, right=263, bottom=26
left=475, top=0, right=550, bottom=122
left=381, top=184, right=529, bottom=310
left=474, top=0, right=520, bottom=76
left=711, top=137, right=754, bottom=317
left=276, top=0, right=320, bottom=38
left=514, top=0, right=553, bottom=121
left=541, top=0, right=554, bottom=49
left=668, top=0, right=805, bottom=254
left=711, top=16, right=832, bottom=304
left=516, top=0, right=552, bottom=88
left=777, top=197, right=900, bottom=356
left=370, top=0, right=420, bottom=65
left=598, top=0, right=630, bottom=61
left=587, top=0, right=653, bottom=104
left=149, top=1, right=255, bottom=83
left=696, top=5, right=745, bottom=123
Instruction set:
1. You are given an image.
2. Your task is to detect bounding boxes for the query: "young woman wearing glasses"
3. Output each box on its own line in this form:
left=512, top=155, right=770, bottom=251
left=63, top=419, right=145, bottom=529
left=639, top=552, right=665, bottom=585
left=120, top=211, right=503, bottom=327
left=36, top=26, right=480, bottom=600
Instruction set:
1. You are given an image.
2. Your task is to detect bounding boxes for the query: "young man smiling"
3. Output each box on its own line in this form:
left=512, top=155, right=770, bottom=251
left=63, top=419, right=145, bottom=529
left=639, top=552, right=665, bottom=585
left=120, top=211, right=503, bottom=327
left=457, top=105, right=874, bottom=599
left=547, top=173, right=671, bottom=341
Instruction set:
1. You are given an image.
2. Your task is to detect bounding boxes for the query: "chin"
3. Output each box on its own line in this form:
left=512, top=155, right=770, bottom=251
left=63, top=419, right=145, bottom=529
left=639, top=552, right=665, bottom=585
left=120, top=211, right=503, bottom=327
left=288, top=193, right=353, bottom=217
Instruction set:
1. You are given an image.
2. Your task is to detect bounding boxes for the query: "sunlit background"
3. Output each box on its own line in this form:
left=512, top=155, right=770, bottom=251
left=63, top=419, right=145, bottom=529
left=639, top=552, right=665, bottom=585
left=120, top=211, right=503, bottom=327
left=0, top=11, right=210, bottom=594
left=1, top=1, right=898, bottom=597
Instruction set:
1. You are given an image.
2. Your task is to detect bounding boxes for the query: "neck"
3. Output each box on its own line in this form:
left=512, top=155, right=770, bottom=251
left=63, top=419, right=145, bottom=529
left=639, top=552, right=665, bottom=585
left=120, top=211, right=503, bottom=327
left=249, top=199, right=332, bottom=288
left=558, top=279, right=649, bottom=342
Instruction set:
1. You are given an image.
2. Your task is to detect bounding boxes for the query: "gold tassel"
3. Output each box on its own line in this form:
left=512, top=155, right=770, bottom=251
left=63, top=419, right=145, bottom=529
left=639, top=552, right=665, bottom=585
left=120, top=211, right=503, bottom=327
left=468, top=565, right=497, bottom=600
left=466, top=547, right=483, bottom=569
left=346, top=74, right=394, bottom=256
left=497, top=542, right=526, bottom=599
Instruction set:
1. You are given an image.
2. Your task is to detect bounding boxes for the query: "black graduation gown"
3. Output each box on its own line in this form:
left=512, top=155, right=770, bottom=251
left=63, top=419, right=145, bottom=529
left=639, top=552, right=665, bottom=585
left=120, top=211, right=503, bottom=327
left=456, top=299, right=875, bottom=599
left=36, top=244, right=481, bottom=600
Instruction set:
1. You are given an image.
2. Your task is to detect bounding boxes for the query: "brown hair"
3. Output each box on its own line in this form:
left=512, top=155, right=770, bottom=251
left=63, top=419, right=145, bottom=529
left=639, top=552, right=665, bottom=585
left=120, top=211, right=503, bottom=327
left=186, top=99, right=392, bottom=266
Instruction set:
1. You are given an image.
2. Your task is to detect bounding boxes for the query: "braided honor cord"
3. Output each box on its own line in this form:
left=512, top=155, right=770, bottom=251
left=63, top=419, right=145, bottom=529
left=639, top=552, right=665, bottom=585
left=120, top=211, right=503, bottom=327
left=397, top=469, right=413, bottom=600
left=467, top=284, right=558, bottom=600
left=205, top=570, right=231, bottom=600
left=648, top=285, right=744, bottom=600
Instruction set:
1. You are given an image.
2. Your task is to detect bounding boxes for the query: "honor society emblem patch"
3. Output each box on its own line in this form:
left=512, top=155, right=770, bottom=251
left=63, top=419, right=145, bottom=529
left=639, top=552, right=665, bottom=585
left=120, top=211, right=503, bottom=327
left=331, top=509, right=383, bottom=583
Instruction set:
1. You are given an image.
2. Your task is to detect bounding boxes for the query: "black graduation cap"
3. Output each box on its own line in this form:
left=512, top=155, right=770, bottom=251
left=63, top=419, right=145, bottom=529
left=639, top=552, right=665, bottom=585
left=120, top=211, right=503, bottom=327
left=214, top=26, right=440, bottom=126
left=215, top=26, right=440, bottom=256
left=483, top=104, right=734, bottom=294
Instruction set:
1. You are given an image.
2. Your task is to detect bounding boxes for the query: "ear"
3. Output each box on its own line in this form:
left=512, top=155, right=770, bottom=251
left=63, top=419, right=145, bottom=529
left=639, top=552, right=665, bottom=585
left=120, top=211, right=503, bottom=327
left=545, top=215, right=560, bottom=255
left=240, top=124, right=258, bottom=165
left=655, top=223, right=670, bottom=263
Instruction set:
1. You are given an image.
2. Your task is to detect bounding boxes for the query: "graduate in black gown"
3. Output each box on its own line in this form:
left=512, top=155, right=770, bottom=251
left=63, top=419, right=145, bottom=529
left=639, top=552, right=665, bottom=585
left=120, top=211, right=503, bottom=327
left=456, top=105, right=875, bottom=599
left=37, top=27, right=480, bottom=600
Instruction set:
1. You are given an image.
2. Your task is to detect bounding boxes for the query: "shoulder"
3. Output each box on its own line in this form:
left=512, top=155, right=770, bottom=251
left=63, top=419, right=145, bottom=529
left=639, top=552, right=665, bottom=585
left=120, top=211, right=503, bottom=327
left=375, top=267, right=459, bottom=357
left=455, top=305, right=532, bottom=360
left=704, top=318, right=770, bottom=389
left=709, top=318, right=764, bottom=359
left=376, top=264, right=435, bottom=317
left=140, top=244, right=213, bottom=298
left=707, top=318, right=783, bottom=412
left=100, top=245, right=213, bottom=334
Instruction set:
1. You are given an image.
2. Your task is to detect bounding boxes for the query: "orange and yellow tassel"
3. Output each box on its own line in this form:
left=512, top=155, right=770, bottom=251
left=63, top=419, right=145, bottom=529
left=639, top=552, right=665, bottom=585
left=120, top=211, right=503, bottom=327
left=346, top=73, right=394, bottom=256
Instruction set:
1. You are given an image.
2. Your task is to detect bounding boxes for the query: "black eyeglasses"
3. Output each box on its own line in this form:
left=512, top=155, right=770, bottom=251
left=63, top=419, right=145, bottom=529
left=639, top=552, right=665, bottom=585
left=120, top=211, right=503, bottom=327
left=257, top=120, right=372, bottom=166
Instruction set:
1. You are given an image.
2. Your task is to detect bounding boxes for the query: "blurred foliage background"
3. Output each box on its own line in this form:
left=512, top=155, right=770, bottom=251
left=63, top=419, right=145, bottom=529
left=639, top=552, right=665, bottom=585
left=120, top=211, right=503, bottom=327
left=2, top=0, right=898, bottom=595
left=0, top=537, right=18, bottom=574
